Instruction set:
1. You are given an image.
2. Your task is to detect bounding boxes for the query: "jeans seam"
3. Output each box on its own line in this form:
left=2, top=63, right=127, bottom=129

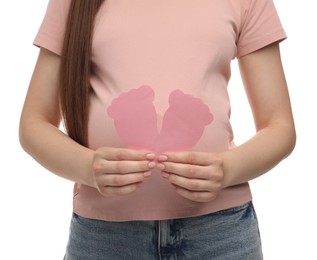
left=157, top=221, right=161, bottom=260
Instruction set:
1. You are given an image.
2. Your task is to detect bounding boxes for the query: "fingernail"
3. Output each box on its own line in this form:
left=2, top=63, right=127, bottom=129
left=161, top=172, right=170, bottom=178
left=144, top=171, right=152, bottom=177
left=158, top=155, right=168, bottom=162
left=146, top=153, right=156, bottom=160
left=148, top=161, right=156, bottom=169
left=157, top=163, right=165, bottom=170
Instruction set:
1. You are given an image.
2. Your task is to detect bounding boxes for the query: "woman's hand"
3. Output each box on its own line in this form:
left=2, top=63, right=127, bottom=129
left=157, top=152, right=224, bottom=202
left=154, top=43, right=296, bottom=203
left=91, top=147, right=156, bottom=197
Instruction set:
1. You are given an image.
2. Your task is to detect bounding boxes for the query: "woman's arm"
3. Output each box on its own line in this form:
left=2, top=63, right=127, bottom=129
left=157, top=42, right=296, bottom=202
left=19, top=48, right=154, bottom=196
left=19, top=48, right=94, bottom=185
left=221, top=42, right=296, bottom=187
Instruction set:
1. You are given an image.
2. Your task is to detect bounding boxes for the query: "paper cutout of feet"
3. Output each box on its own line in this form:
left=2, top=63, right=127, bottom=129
left=107, top=85, right=159, bottom=149
left=107, top=86, right=213, bottom=153
left=155, top=89, right=213, bottom=153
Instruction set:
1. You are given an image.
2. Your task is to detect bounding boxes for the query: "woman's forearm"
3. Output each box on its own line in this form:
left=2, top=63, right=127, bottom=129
left=221, top=122, right=296, bottom=188
left=19, top=49, right=95, bottom=187
left=19, top=117, right=95, bottom=187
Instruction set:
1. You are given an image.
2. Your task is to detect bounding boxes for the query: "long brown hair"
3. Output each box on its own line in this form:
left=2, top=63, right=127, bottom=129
left=60, top=0, right=105, bottom=147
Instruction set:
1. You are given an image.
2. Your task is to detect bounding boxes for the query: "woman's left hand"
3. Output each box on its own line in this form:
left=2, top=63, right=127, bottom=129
left=157, top=152, right=224, bottom=202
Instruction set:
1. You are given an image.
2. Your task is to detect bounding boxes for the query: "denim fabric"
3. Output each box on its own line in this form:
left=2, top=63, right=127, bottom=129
left=64, top=201, right=263, bottom=260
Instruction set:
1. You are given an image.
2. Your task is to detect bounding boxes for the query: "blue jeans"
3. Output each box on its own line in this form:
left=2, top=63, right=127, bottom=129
left=64, top=201, right=263, bottom=260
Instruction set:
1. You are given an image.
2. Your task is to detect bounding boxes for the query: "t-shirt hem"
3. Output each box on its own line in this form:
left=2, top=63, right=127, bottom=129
left=237, top=29, right=287, bottom=58
left=73, top=192, right=253, bottom=222
left=33, top=33, right=62, bottom=56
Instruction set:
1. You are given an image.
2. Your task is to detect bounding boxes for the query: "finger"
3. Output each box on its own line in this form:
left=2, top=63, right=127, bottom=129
left=97, top=147, right=155, bottom=161
left=158, top=151, right=212, bottom=165
left=98, top=183, right=141, bottom=197
left=101, top=173, right=146, bottom=187
left=158, top=162, right=212, bottom=179
left=173, top=185, right=218, bottom=203
left=168, top=174, right=219, bottom=192
left=94, top=160, right=155, bottom=175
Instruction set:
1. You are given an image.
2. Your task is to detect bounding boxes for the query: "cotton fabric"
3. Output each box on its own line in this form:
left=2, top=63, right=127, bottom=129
left=34, top=0, right=286, bottom=221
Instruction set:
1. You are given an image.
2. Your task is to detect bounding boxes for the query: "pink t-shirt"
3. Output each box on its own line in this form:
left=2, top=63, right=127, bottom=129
left=34, top=0, right=286, bottom=221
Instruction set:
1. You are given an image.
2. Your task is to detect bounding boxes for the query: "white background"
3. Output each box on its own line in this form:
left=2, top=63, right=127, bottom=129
left=0, top=1, right=316, bottom=259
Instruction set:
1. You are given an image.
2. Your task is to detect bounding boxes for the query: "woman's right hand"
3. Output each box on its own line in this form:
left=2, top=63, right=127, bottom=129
left=19, top=49, right=157, bottom=198
left=91, top=147, right=156, bottom=197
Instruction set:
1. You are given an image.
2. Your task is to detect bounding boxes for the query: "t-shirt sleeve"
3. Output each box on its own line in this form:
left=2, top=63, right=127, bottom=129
left=33, top=0, right=71, bottom=56
left=236, top=0, right=286, bottom=58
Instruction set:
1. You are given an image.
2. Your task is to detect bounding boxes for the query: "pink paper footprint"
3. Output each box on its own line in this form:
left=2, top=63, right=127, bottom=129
left=107, top=86, right=213, bottom=153
left=107, top=85, right=159, bottom=149
left=154, top=90, right=213, bottom=153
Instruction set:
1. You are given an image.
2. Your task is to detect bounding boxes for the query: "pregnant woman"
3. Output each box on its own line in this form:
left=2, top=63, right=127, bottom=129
left=19, top=0, right=296, bottom=259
